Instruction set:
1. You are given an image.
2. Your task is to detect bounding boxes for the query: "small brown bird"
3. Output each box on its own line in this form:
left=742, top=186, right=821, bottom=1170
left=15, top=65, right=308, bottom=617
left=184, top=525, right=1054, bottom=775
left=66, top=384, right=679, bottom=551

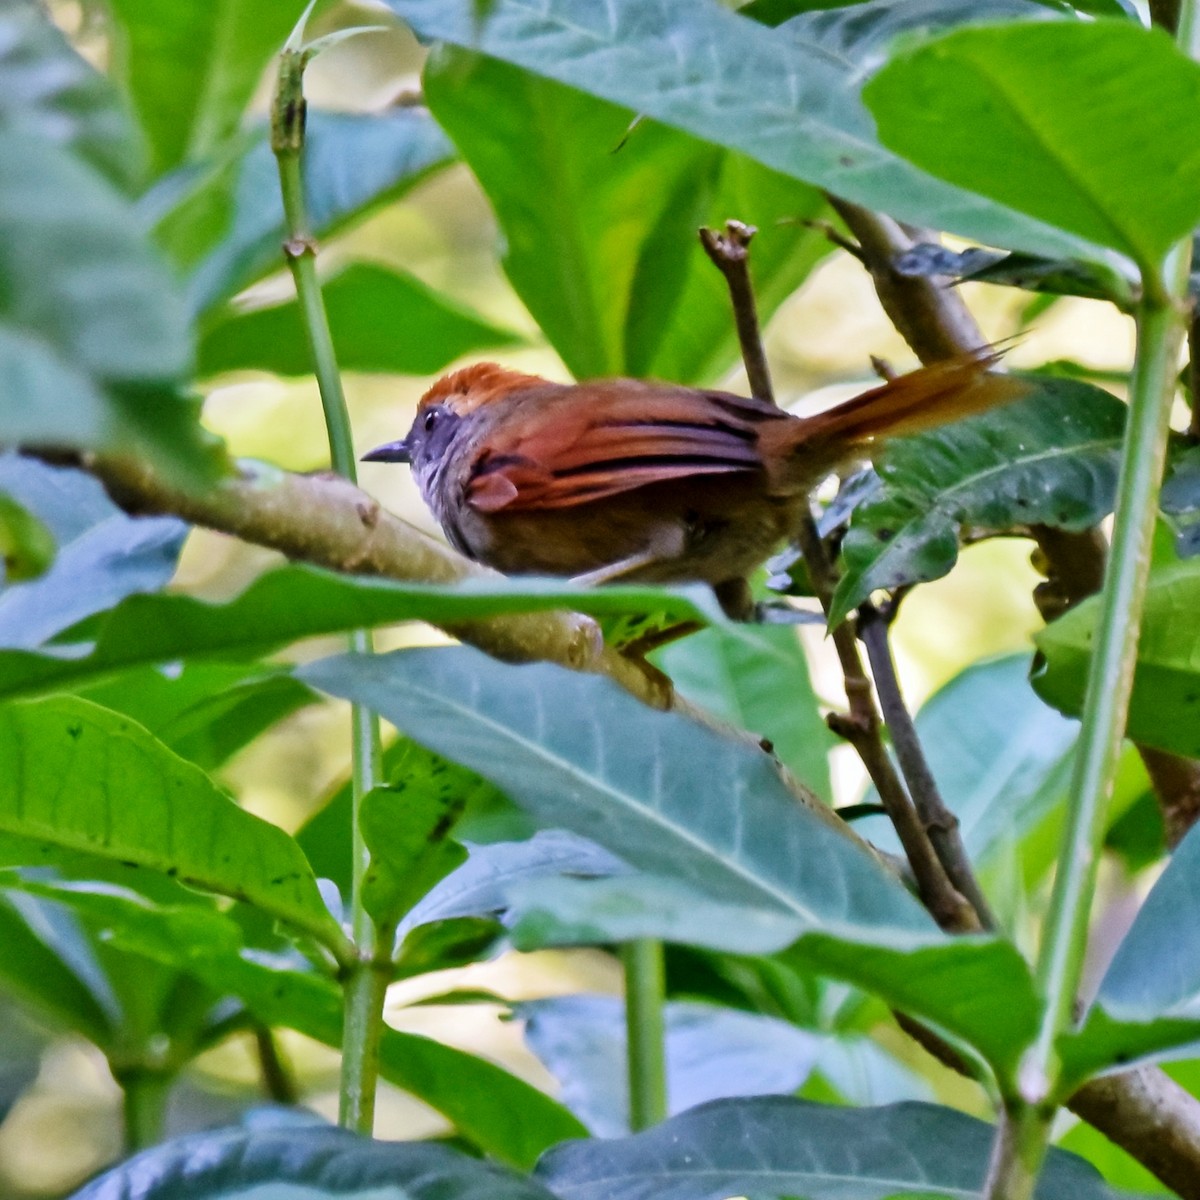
left=363, top=354, right=1021, bottom=605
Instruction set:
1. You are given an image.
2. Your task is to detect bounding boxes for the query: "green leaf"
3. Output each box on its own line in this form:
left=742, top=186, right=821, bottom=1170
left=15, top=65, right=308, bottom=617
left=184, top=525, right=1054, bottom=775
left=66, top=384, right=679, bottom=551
left=424, top=50, right=829, bottom=382
left=830, top=378, right=1127, bottom=625
left=145, top=110, right=455, bottom=315
left=0, top=493, right=53, bottom=583
left=0, top=130, right=190, bottom=385
left=300, top=647, right=1041, bottom=1077
left=79, top=663, right=318, bottom=772
left=360, top=783, right=468, bottom=932
left=197, top=261, right=520, bottom=378
left=860, top=655, right=1077, bottom=869
left=71, top=1117, right=561, bottom=1200
left=657, top=625, right=834, bottom=798
left=0, top=696, right=346, bottom=954
left=0, top=129, right=221, bottom=484
left=28, top=880, right=584, bottom=1167
left=105, top=0, right=300, bottom=175
left=535, top=1095, right=1129, bottom=1200
left=298, top=738, right=529, bottom=895
left=385, top=0, right=1102, bottom=263
left=1034, top=560, right=1200, bottom=758
left=864, top=21, right=1200, bottom=272
left=0, top=0, right=143, bottom=188
left=0, top=565, right=722, bottom=704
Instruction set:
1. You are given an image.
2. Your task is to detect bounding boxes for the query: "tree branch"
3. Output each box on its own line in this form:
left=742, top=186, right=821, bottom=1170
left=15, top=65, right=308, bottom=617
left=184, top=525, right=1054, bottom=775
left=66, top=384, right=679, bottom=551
left=89, top=451, right=856, bottom=843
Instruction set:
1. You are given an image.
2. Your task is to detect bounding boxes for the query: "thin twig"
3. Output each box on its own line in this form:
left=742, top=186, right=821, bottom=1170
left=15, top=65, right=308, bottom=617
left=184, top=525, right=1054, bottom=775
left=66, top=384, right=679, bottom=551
left=859, top=611, right=997, bottom=929
left=699, top=221, right=775, bottom=402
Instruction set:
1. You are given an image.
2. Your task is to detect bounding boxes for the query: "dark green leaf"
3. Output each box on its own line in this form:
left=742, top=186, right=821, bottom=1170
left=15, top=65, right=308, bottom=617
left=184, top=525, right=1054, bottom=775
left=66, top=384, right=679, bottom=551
left=300, top=647, right=1040, bottom=1077
left=145, top=110, right=455, bottom=315
left=657, top=625, right=834, bottom=798
left=0, top=564, right=722, bottom=704
left=29, top=881, right=584, bottom=1166
left=859, top=655, right=1076, bottom=868
left=71, top=1115, right=560, bottom=1200
left=895, top=243, right=1136, bottom=308
left=1034, top=560, right=1200, bottom=758
left=425, top=51, right=829, bottom=382
left=104, top=0, right=299, bottom=175
left=360, top=783, right=468, bottom=932
left=385, top=0, right=1100, bottom=263
left=0, top=696, right=345, bottom=953
left=0, top=0, right=143, bottom=188
left=0, top=893, right=114, bottom=1044
left=520, top=995, right=819, bottom=1136
left=830, top=379, right=1127, bottom=625
left=197, top=261, right=520, bottom=378
left=535, top=1095, right=1127, bottom=1200
left=864, top=21, right=1200, bottom=271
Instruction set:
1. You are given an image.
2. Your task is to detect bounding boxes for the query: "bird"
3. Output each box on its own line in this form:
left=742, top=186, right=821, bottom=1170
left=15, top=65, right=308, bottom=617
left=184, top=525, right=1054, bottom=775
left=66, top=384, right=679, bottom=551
left=362, top=353, right=1022, bottom=612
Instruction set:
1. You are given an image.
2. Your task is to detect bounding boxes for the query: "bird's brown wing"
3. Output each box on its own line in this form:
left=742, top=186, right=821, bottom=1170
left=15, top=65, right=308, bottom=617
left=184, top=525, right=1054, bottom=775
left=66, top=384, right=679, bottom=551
left=465, top=382, right=783, bottom=513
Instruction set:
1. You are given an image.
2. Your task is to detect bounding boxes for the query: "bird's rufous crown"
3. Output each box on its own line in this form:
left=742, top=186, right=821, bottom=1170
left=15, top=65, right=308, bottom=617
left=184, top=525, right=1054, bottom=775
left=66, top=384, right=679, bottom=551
left=418, top=363, right=548, bottom=415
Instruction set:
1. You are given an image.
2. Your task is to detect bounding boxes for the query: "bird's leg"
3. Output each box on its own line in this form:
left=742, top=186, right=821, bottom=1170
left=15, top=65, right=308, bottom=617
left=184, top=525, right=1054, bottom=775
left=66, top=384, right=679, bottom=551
left=570, top=523, right=688, bottom=587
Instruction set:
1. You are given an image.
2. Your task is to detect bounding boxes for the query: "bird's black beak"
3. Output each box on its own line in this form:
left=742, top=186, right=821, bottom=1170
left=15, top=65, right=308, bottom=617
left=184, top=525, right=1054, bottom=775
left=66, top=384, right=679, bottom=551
left=361, top=438, right=410, bottom=463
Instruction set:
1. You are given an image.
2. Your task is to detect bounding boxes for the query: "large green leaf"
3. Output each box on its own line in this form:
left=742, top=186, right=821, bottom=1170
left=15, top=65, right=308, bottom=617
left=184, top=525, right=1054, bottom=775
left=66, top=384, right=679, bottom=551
left=385, top=0, right=1103, bottom=263
left=829, top=378, right=1127, bottom=625
left=657, top=625, right=834, bottom=798
left=1034, top=560, right=1200, bottom=758
left=300, top=646, right=1042, bottom=1077
left=197, top=261, right=520, bottom=378
left=535, top=1095, right=1130, bottom=1200
left=0, top=565, right=722, bottom=704
left=0, top=0, right=142, bottom=188
left=864, top=21, right=1200, bottom=273
left=105, top=0, right=299, bottom=175
left=71, top=1115, right=560, bottom=1200
left=424, top=50, right=829, bottom=383
left=22, top=880, right=584, bottom=1167
left=144, top=110, right=455, bottom=315
left=0, top=695, right=345, bottom=954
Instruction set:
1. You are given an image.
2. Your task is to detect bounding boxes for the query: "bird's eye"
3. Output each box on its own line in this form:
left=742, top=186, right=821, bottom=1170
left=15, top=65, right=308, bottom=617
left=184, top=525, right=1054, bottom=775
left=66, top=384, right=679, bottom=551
left=423, top=409, right=440, bottom=433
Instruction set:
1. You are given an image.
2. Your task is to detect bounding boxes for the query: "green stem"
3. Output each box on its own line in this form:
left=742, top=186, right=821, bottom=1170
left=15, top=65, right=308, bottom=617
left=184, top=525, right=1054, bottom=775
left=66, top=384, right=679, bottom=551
left=623, top=938, right=668, bottom=1131
left=271, top=43, right=386, bottom=1136
left=985, top=220, right=1191, bottom=1200
left=338, top=960, right=392, bottom=1135
left=118, top=1068, right=171, bottom=1153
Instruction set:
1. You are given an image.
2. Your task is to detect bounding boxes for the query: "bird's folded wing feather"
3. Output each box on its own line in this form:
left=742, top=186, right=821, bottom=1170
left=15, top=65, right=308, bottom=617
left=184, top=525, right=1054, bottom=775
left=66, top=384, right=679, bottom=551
left=465, top=385, right=779, bottom=513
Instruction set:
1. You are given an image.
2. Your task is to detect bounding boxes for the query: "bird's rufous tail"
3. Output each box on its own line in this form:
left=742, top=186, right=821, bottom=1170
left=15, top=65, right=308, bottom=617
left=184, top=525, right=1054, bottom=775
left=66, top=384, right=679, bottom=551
left=790, top=348, right=1026, bottom=451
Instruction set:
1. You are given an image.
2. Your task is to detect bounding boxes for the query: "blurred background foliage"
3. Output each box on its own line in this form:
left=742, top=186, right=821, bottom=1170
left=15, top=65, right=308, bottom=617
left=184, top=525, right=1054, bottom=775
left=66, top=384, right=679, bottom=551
left=0, top=0, right=1184, bottom=1194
